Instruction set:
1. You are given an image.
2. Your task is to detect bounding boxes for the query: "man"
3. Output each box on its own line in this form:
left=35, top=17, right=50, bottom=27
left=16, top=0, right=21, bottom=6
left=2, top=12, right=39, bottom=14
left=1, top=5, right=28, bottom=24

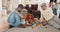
left=40, top=3, right=60, bottom=30
left=8, top=4, right=26, bottom=28
left=57, top=3, right=60, bottom=18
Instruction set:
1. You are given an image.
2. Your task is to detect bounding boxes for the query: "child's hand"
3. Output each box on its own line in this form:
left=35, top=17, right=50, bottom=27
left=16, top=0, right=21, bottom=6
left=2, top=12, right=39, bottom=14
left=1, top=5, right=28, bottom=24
left=18, top=24, right=26, bottom=28
left=35, top=20, right=40, bottom=24
left=26, top=21, right=29, bottom=24
left=42, top=20, right=47, bottom=26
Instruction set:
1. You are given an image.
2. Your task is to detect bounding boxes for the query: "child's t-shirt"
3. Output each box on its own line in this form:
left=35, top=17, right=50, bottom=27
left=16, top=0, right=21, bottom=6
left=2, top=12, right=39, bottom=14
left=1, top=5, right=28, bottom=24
left=25, top=14, right=34, bottom=22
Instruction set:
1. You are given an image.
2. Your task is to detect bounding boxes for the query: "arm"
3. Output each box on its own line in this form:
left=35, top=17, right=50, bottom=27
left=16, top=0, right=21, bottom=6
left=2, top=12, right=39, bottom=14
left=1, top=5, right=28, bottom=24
left=40, top=14, right=47, bottom=25
left=31, top=14, right=34, bottom=21
left=13, top=14, right=22, bottom=27
left=57, top=10, right=60, bottom=17
left=25, top=14, right=28, bottom=21
left=40, top=12, right=45, bottom=22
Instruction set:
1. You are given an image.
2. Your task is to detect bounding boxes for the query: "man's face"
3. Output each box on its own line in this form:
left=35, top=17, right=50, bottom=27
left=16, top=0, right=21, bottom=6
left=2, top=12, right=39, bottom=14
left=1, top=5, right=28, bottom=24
left=41, top=6, right=46, bottom=10
left=18, top=7, right=24, bottom=12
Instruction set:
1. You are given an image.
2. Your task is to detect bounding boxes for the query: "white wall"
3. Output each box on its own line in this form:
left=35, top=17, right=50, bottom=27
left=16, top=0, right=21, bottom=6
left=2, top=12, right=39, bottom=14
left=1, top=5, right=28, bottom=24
left=0, top=0, right=3, bottom=32
left=0, top=0, right=2, bottom=11
left=9, top=0, right=19, bottom=10
left=7, top=0, right=51, bottom=10
left=4, top=0, right=60, bottom=11
left=57, top=0, right=60, bottom=3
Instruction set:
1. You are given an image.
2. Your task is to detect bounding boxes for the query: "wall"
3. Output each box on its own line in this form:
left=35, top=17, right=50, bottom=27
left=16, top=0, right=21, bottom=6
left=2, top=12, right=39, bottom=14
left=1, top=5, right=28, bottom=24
left=9, top=0, right=19, bottom=10
left=0, top=0, right=2, bottom=11
left=57, top=0, right=60, bottom=3
left=0, top=0, right=4, bottom=32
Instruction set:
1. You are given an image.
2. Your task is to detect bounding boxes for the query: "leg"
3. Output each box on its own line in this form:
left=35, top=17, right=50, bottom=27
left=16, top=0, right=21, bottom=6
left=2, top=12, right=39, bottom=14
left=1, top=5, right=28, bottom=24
left=18, top=24, right=26, bottom=28
left=18, top=20, right=26, bottom=28
left=9, top=25, right=14, bottom=29
left=53, top=16, right=60, bottom=24
left=59, top=13, right=60, bottom=19
left=47, top=19, right=60, bottom=29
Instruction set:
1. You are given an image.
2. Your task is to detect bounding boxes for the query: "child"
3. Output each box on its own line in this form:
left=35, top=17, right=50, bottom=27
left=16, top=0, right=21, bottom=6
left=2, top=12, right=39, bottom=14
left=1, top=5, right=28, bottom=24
left=25, top=9, right=34, bottom=25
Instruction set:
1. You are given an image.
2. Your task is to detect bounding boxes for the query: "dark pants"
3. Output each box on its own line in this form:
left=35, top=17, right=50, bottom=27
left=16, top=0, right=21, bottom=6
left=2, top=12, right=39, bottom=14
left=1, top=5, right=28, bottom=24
left=9, top=25, right=14, bottom=28
left=53, top=8, right=57, bottom=15
left=59, top=13, right=60, bottom=18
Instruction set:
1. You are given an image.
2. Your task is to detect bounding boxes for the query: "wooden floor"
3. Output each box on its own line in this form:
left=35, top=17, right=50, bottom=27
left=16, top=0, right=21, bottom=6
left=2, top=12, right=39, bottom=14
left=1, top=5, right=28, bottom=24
left=5, top=25, right=60, bottom=32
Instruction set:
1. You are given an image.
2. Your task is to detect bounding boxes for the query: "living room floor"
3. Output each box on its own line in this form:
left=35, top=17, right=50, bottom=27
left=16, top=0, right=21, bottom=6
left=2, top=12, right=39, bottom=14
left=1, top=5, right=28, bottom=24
left=0, top=16, right=59, bottom=32
left=5, top=25, right=60, bottom=32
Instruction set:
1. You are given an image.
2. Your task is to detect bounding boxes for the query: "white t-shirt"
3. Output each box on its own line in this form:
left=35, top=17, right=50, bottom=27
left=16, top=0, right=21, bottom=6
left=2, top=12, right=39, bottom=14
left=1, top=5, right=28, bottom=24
left=41, top=7, right=54, bottom=21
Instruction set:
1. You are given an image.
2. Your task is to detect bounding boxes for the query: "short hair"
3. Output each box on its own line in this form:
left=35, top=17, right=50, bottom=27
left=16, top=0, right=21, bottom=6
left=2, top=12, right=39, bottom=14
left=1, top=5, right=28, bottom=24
left=18, top=4, right=24, bottom=8
left=27, top=9, right=32, bottom=14
left=41, top=3, right=47, bottom=7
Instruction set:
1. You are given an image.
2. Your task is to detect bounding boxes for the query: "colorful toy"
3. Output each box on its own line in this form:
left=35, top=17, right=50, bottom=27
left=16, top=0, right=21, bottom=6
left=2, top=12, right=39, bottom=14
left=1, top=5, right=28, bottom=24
left=31, top=22, right=35, bottom=27
left=31, top=21, right=48, bottom=29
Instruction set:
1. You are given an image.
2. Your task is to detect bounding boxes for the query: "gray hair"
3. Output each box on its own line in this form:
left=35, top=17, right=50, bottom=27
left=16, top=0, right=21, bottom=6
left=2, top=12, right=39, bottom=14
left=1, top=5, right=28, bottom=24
left=40, top=3, right=47, bottom=7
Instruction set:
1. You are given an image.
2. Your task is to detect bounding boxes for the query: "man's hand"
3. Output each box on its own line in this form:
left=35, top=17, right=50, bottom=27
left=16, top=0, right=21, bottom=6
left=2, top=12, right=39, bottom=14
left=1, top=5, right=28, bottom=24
left=18, top=24, right=26, bottom=28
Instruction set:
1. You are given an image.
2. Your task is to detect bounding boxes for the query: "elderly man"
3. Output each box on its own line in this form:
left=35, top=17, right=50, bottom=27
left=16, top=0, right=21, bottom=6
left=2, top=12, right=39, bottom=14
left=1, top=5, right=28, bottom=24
left=40, top=3, right=60, bottom=30
left=8, top=4, right=26, bottom=28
